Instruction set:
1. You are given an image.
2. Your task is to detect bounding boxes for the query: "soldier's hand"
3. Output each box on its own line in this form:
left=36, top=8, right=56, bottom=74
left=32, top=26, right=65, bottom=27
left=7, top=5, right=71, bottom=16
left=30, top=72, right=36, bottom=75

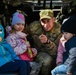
left=39, top=34, right=48, bottom=43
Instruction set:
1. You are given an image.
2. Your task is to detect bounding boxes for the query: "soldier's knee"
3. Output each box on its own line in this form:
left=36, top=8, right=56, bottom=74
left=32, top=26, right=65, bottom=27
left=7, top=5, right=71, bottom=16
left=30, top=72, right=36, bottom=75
left=35, top=52, right=53, bottom=66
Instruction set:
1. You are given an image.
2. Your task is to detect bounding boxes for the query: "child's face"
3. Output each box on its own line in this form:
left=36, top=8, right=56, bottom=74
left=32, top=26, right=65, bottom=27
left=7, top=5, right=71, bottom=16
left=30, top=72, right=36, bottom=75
left=13, top=23, right=25, bottom=32
left=63, top=32, right=75, bottom=41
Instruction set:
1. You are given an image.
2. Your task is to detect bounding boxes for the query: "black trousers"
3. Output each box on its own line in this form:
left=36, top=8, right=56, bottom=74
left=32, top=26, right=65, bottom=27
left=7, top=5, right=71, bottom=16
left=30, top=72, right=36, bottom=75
left=0, top=60, right=30, bottom=75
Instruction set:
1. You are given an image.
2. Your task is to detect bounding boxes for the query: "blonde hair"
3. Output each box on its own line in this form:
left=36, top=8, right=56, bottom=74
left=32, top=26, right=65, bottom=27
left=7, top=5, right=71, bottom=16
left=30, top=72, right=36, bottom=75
left=10, top=26, right=16, bottom=33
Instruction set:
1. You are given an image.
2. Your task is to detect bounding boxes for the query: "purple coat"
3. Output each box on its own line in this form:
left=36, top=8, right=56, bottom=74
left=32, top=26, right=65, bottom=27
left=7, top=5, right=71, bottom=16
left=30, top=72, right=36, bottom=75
left=56, top=36, right=66, bottom=65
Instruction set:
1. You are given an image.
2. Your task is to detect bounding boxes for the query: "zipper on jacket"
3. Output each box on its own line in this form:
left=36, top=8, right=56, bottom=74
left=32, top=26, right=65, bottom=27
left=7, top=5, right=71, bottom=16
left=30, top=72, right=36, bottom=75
left=1, top=45, right=9, bottom=62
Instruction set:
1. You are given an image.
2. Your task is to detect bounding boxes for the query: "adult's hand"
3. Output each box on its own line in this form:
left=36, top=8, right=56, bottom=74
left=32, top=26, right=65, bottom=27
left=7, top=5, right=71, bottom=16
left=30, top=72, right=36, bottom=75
left=39, top=34, right=48, bottom=43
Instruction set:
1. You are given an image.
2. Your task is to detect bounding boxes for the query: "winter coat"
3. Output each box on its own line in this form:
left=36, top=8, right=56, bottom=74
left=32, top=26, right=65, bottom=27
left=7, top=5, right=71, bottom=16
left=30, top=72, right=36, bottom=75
left=56, top=35, right=66, bottom=65
left=64, top=36, right=76, bottom=73
left=6, top=32, right=27, bottom=55
left=0, top=40, right=20, bottom=67
left=6, top=31, right=37, bottom=61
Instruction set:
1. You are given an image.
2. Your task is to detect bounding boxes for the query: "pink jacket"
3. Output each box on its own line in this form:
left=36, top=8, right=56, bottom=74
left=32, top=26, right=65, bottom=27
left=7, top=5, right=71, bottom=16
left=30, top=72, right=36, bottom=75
left=6, top=31, right=37, bottom=61
left=56, top=36, right=66, bottom=65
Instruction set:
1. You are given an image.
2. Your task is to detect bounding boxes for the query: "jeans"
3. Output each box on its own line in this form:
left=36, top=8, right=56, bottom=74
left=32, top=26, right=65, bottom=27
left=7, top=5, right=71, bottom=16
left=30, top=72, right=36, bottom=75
left=51, top=64, right=67, bottom=75
left=0, top=60, right=30, bottom=75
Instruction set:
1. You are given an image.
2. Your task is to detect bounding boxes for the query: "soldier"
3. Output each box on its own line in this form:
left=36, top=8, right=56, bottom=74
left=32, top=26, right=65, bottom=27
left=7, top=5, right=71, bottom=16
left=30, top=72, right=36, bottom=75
left=25, top=9, right=62, bottom=75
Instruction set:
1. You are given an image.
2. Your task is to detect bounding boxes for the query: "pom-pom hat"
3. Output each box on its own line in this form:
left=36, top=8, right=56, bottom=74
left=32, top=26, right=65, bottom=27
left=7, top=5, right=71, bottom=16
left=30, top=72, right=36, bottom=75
left=12, top=12, right=25, bottom=25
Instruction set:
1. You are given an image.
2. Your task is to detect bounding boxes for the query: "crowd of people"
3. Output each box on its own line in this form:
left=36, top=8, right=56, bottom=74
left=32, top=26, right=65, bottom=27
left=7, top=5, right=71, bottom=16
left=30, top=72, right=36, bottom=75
left=0, top=2, right=76, bottom=75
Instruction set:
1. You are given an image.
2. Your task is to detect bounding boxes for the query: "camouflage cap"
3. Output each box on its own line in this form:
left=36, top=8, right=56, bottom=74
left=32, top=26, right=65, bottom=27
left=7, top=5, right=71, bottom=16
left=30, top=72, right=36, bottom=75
left=39, top=9, right=54, bottom=20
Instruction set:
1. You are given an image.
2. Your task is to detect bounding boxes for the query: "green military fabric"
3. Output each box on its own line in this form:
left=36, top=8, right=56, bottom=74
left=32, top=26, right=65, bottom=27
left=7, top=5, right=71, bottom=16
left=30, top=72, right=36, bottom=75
left=26, top=21, right=61, bottom=75
left=39, top=9, right=53, bottom=20
left=72, top=0, right=76, bottom=5
left=35, top=52, right=53, bottom=75
left=62, top=0, right=76, bottom=5
left=29, top=21, right=61, bottom=56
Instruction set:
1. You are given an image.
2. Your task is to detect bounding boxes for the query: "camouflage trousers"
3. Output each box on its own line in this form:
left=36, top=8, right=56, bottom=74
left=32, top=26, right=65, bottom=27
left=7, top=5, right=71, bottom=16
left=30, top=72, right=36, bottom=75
left=30, top=62, right=42, bottom=75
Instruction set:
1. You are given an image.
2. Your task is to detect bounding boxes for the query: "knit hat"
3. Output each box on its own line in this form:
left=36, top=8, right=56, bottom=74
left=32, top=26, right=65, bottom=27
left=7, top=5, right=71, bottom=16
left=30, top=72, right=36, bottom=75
left=39, top=9, right=54, bottom=20
left=12, top=12, right=25, bottom=25
left=61, top=15, right=76, bottom=34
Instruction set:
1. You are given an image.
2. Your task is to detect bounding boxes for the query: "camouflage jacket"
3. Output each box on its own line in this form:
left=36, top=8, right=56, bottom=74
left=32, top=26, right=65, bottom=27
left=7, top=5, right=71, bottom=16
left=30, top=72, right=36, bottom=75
left=25, top=21, right=62, bottom=56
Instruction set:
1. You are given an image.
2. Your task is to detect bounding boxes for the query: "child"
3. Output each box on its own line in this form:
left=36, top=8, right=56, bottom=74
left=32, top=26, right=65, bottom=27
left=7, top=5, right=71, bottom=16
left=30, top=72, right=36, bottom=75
left=56, top=16, right=69, bottom=66
left=56, top=35, right=67, bottom=66
left=51, top=15, right=76, bottom=75
left=0, top=24, right=30, bottom=75
left=6, top=12, right=41, bottom=75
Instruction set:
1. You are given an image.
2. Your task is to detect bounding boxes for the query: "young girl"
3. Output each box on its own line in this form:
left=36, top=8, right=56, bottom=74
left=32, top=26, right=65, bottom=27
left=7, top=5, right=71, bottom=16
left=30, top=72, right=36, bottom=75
left=0, top=24, right=30, bottom=75
left=56, top=35, right=67, bottom=66
left=56, top=16, right=68, bottom=66
left=6, top=12, right=41, bottom=75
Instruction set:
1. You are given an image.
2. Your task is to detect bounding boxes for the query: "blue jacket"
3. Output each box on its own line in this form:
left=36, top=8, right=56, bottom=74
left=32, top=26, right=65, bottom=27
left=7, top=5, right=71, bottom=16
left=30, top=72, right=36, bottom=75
left=64, top=36, right=76, bottom=73
left=0, top=40, right=20, bottom=67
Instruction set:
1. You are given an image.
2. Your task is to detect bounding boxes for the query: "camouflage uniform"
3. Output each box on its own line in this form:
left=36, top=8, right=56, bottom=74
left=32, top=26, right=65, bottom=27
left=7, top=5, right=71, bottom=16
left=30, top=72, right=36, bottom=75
left=25, top=19, right=61, bottom=75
